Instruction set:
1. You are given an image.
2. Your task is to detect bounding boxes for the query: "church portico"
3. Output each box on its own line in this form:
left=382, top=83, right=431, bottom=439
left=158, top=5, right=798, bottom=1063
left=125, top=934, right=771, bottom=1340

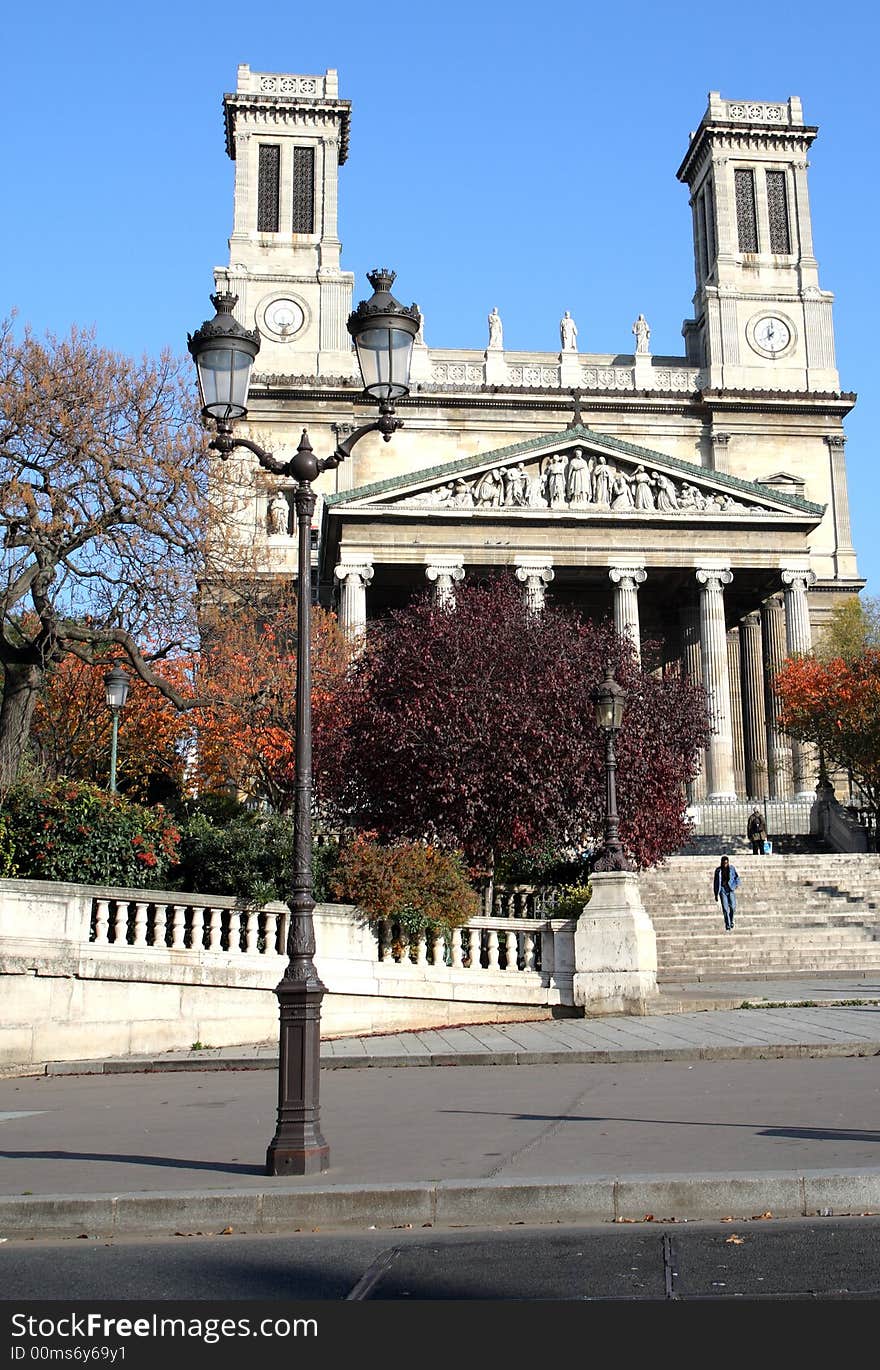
left=319, top=425, right=828, bottom=802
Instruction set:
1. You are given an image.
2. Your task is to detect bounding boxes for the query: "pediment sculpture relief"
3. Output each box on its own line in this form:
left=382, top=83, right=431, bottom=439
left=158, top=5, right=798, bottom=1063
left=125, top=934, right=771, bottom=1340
left=397, top=448, right=776, bottom=515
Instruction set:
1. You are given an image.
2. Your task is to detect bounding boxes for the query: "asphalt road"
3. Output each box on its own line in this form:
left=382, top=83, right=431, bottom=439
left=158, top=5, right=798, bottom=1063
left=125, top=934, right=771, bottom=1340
left=4, top=1219, right=880, bottom=1301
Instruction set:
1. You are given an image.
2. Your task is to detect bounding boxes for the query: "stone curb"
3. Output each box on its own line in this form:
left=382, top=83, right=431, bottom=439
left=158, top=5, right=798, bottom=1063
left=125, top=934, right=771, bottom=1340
left=3, top=1170, right=880, bottom=1239
left=0, top=1038, right=874, bottom=1079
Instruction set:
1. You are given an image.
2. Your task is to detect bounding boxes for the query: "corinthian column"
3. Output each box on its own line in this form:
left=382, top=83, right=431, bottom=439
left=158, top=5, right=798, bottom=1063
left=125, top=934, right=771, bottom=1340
left=739, top=612, right=768, bottom=800
left=696, top=565, right=736, bottom=801
left=425, top=556, right=465, bottom=609
left=782, top=567, right=818, bottom=798
left=334, top=555, right=374, bottom=649
left=609, top=564, right=647, bottom=664
left=514, top=557, right=554, bottom=613
left=761, top=594, right=793, bottom=799
left=679, top=602, right=706, bottom=802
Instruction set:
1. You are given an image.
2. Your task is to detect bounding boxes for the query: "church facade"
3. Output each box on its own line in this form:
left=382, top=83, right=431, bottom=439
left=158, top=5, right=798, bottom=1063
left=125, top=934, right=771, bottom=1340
left=209, top=66, right=862, bottom=805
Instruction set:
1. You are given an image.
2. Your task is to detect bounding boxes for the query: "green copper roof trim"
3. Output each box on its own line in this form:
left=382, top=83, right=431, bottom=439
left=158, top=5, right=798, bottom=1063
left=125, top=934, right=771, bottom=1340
left=324, top=423, right=825, bottom=516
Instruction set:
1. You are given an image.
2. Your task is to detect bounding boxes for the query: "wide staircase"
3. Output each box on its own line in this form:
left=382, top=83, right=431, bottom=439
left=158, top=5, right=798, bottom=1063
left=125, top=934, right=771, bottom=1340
left=639, top=854, right=880, bottom=981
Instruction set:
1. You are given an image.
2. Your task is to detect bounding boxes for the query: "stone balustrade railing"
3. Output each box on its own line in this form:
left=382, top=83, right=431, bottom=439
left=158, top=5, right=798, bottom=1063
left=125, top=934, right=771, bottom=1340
left=375, top=915, right=553, bottom=978
left=90, top=895, right=289, bottom=958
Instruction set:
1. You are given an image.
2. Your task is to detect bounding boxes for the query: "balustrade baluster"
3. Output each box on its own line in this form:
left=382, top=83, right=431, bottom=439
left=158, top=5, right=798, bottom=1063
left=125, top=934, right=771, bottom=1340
left=244, top=910, right=258, bottom=955
left=379, top=920, right=393, bottom=962
left=487, top=929, right=500, bottom=970
left=504, top=929, right=518, bottom=971
left=467, top=927, right=480, bottom=969
left=133, top=902, right=149, bottom=948
left=170, top=905, right=186, bottom=951
left=93, top=900, right=110, bottom=945
left=523, top=930, right=536, bottom=971
left=415, top=932, right=428, bottom=966
left=206, top=907, right=222, bottom=951
left=451, top=928, right=464, bottom=968
left=107, top=901, right=122, bottom=944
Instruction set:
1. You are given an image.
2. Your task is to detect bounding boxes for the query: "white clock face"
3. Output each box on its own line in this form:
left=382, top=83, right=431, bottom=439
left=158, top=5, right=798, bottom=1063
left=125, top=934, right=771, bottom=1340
left=752, top=315, right=791, bottom=355
left=259, top=297, right=305, bottom=342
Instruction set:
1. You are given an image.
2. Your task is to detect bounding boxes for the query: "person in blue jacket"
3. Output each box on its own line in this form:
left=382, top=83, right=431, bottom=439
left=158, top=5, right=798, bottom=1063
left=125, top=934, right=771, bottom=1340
left=713, top=854, right=741, bottom=931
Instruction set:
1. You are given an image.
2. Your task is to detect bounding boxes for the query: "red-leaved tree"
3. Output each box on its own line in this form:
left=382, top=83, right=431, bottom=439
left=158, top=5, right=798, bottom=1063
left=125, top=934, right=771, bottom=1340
left=321, top=577, right=710, bottom=870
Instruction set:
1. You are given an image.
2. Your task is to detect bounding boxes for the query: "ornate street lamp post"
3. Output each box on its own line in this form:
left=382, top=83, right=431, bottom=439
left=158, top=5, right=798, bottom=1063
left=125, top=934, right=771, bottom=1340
left=103, top=664, right=130, bottom=794
left=592, top=666, right=632, bottom=872
left=188, top=271, right=420, bottom=1175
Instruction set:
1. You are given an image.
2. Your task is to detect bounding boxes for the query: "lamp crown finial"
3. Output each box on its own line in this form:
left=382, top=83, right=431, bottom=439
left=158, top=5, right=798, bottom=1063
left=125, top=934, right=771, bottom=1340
left=366, top=267, right=396, bottom=293
left=209, top=290, right=239, bottom=313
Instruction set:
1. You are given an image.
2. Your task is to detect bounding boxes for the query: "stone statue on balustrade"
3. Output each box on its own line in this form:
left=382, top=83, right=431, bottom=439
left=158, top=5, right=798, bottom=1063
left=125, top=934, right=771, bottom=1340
left=560, top=310, right=578, bottom=351
left=632, top=313, right=651, bottom=354
left=487, top=307, right=503, bottom=350
left=267, top=492, right=289, bottom=536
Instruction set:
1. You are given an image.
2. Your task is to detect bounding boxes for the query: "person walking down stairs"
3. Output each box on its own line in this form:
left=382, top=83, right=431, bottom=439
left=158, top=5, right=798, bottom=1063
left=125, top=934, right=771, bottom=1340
left=713, top=854, right=741, bottom=931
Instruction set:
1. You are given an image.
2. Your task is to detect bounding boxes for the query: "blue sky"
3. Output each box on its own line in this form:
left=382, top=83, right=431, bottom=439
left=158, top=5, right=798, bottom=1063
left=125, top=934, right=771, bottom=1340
left=4, top=1, right=878, bottom=592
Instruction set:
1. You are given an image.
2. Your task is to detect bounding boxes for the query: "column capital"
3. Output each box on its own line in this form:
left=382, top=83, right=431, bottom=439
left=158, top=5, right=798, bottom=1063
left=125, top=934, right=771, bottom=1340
left=514, top=558, right=554, bottom=586
left=425, top=556, right=466, bottom=584
left=781, top=567, right=817, bottom=592
left=334, top=557, right=374, bottom=587
left=696, top=565, right=733, bottom=589
left=609, top=565, right=647, bottom=589
left=710, top=431, right=731, bottom=447
left=825, top=434, right=847, bottom=450
left=741, top=611, right=762, bottom=628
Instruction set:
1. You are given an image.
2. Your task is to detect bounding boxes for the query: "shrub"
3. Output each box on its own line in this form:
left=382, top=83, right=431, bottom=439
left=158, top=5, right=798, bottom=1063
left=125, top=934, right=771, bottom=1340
left=330, top=835, right=479, bottom=935
left=171, top=803, right=338, bottom=906
left=550, top=882, right=593, bottom=918
left=2, top=780, right=180, bottom=887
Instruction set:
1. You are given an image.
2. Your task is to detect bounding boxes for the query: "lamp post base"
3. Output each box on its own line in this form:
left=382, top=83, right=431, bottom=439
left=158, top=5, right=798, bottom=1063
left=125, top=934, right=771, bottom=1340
left=265, top=974, right=330, bottom=1177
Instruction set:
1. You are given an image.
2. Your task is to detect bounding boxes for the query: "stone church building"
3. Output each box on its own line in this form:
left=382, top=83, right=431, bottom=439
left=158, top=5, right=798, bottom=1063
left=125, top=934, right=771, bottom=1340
left=208, top=66, right=862, bottom=806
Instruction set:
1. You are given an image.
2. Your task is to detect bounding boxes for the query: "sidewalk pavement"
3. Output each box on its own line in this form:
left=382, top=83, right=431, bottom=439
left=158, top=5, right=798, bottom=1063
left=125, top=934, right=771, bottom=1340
left=2, top=974, right=880, bottom=1239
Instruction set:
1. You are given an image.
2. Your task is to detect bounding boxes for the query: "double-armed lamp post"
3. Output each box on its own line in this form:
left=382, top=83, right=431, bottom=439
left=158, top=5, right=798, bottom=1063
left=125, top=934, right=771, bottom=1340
left=591, top=666, right=633, bottom=872
left=188, top=271, right=420, bottom=1174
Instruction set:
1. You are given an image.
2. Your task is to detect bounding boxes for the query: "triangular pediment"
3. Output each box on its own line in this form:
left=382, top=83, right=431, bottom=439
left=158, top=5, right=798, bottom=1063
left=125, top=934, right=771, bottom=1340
left=324, top=426, right=825, bottom=521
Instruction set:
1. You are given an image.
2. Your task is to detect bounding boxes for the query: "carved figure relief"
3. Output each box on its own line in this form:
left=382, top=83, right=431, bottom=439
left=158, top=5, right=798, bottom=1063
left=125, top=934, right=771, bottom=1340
left=267, top=491, right=290, bottom=535
left=399, top=450, right=780, bottom=516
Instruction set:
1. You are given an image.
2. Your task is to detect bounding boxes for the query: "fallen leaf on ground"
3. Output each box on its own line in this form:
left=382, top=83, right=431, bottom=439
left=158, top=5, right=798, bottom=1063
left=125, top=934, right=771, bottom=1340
left=725, top=1235, right=745, bottom=1245
left=220, top=1226, right=234, bottom=1235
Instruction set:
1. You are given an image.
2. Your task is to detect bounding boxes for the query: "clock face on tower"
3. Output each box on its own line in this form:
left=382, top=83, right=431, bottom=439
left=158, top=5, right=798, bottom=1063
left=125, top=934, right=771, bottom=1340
left=258, top=296, right=306, bottom=342
left=748, top=314, right=793, bottom=357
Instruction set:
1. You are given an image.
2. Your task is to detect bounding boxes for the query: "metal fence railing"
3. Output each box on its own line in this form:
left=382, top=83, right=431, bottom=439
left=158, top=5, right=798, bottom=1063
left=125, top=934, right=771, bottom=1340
left=686, top=797, right=815, bottom=838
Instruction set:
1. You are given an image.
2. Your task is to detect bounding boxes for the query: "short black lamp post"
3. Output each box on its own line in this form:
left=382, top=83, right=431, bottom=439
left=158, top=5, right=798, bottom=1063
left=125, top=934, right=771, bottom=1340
left=188, top=271, right=420, bottom=1175
left=592, top=666, right=632, bottom=872
left=103, top=664, right=130, bottom=794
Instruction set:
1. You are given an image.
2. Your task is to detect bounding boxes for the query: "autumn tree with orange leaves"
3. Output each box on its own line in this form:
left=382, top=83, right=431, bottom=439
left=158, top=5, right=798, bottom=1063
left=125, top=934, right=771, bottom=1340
left=775, top=649, right=880, bottom=811
left=29, top=653, right=190, bottom=802
left=192, top=591, right=351, bottom=812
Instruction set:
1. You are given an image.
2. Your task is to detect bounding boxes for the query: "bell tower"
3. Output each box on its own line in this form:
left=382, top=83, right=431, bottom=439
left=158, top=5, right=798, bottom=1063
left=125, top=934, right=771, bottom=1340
left=678, top=92, right=838, bottom=394
left=214, top=65, right=356, bottom=379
